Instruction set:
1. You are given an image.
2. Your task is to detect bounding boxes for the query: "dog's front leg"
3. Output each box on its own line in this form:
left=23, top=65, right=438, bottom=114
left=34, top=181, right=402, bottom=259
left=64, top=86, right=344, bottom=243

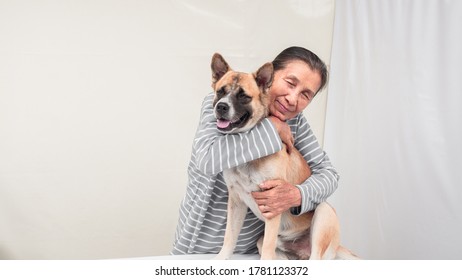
left=260, top=214, right=282, bottom=260
left=214, top=187, right=247, bottom=260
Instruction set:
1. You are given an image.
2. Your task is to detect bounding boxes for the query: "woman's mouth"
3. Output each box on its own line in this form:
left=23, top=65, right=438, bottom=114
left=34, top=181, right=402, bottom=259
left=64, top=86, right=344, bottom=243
left=276, top=100, right=289, bottom=113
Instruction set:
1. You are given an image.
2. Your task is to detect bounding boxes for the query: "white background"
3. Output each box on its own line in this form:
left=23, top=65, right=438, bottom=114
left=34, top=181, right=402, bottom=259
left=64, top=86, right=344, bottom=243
left=326, top=0, right=462, bottom=259
left=0, top=0, right=335, bottom=259
left=3, top=0, right=460, bottom=261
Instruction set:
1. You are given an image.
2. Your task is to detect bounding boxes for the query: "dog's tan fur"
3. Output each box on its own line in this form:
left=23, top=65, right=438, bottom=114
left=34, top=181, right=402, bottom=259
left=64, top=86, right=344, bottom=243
left=210, top=53, right=358, bottom=260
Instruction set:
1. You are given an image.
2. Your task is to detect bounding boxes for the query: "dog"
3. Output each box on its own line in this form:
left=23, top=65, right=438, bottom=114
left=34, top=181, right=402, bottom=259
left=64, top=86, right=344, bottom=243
left=210, top=53, right=358, bottom=260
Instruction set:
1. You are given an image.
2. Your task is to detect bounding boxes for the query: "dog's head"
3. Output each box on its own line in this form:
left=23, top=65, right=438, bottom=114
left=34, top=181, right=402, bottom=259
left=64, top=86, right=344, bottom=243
left=211, top=53, right=274, bottom=134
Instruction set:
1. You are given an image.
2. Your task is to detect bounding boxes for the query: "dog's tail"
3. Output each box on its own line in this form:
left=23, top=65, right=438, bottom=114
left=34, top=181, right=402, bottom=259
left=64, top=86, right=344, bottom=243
left=335, top=246, right=361, bottom=260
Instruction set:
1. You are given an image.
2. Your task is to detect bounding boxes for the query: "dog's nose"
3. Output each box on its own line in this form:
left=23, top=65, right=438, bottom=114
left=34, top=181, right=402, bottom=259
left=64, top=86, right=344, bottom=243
left=216, top=102, right=229, bottom=115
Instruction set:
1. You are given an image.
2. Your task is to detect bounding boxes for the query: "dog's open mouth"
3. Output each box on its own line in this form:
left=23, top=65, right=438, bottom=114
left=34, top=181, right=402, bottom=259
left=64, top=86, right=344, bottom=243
left=216, top=112, right=250, bottom=132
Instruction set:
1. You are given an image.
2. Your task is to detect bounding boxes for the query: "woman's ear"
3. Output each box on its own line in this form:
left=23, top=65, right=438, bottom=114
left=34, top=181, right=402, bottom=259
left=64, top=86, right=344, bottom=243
left=211, top=53, right=230, bottom=88
left=255, top=62, right=274, bottom=92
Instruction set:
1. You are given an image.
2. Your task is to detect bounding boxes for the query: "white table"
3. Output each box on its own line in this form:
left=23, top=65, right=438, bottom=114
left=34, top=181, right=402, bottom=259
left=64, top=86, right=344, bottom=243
left=127, top=254, right=259, bottom=260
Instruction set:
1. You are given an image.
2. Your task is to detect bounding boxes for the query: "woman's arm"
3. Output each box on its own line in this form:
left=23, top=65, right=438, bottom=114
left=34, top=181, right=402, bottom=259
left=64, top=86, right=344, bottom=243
left=290, top=113, right=339, bottom=214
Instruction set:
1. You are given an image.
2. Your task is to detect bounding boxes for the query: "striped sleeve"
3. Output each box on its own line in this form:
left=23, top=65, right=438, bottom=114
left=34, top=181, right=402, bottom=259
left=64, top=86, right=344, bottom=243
left=289, top=114, right=340, bottom=214
left=194, top=92, right=283, bottom=176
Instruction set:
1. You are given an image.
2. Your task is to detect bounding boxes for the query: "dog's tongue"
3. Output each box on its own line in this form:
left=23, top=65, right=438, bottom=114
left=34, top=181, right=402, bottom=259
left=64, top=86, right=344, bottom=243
left=217, top=119, right=231, bottom=129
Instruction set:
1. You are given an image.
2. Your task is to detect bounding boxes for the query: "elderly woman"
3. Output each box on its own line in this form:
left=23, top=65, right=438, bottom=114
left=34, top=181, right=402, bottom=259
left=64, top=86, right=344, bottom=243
left=172, top=46, right=339, bottom=255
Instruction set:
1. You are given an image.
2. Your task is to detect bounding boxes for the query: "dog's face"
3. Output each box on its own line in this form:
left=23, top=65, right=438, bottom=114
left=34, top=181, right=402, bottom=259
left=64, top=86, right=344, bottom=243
left=211, top=53, right=274, bottom=134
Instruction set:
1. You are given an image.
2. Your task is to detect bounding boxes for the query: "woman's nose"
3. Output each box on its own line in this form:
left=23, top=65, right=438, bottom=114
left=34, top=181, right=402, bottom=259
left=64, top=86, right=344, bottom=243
left=285, top=90, right=298, bottom=106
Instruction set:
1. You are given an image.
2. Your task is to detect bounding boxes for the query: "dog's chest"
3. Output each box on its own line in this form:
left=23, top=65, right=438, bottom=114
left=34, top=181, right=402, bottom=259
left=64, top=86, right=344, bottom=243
left=223, top=160, right=276, bottom=221
left=223, top=152, right=283, bottom=194
left=223, top=162, right=269, bottom=192
left=223, top=164, right=260, bottom=218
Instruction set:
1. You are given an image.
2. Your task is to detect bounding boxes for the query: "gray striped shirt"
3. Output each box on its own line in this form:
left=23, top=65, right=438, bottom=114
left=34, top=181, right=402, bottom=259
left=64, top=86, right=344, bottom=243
left=171, top=92, right=339, bottom=255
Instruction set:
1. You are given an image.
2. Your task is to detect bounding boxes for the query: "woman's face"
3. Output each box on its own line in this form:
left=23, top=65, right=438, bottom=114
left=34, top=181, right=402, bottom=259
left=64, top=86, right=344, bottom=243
left=268, top=60, right=322, bottom=121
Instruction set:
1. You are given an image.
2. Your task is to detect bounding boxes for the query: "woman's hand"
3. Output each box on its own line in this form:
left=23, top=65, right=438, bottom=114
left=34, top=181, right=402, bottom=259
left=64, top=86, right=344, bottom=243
left=251, top=179, right=302, bottom=219
left=268, top=116, right=294, bottom=153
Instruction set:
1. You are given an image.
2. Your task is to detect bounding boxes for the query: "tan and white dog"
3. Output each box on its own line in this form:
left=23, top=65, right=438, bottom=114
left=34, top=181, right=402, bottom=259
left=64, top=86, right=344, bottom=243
left=211, top=53, right=358, bottom=260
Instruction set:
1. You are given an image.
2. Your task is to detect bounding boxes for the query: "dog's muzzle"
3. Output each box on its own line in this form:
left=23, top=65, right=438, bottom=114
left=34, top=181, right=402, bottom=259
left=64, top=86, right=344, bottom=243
left=215, top=101, right=250, bottom=132
left=216, top=102, right=229, bottom=117
left=215, top=101, right=232, bottom=129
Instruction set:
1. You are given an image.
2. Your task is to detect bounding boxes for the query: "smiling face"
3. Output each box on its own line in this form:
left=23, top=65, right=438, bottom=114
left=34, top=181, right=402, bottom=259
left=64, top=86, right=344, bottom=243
left=268, top=60, right=322, bottom=121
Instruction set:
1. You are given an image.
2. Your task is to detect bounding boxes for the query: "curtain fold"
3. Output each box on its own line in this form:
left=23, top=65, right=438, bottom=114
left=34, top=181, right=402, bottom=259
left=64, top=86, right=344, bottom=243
left=325, top=0, right=462, bottom=259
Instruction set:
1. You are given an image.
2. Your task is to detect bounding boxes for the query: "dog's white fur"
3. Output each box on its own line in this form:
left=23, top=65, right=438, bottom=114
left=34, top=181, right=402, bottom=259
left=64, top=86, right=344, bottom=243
left=210, top=53, right=358, bottom=260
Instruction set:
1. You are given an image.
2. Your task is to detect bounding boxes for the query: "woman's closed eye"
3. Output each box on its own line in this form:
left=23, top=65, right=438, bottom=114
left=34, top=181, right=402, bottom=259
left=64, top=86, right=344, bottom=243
left=285, top=79, right=296, bottom=88
left=301, top=91, right=315, bottom=101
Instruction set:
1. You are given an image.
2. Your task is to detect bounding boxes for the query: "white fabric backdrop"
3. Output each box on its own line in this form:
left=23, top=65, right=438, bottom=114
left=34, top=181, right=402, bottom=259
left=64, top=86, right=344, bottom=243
left=326, top=0, right=462, bottom=259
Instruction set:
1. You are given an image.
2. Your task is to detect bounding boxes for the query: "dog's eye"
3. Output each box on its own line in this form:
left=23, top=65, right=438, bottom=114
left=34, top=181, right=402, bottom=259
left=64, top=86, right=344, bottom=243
left=237, top=90, right=251, bottom=103
left=217, top=87, right=227, bottom=98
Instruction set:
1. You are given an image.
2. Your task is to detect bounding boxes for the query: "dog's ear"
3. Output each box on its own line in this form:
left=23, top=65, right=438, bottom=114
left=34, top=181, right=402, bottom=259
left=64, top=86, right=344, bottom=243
left=211, top=53, right=230, bottom=88
left=255, top=62, right=274, bottom=92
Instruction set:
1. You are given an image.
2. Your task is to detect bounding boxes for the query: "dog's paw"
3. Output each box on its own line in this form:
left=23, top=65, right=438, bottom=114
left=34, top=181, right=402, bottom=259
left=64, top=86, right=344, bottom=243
left=213, top=252, right=230, bottom=260
left=260, top=253, right=277, bottom=260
